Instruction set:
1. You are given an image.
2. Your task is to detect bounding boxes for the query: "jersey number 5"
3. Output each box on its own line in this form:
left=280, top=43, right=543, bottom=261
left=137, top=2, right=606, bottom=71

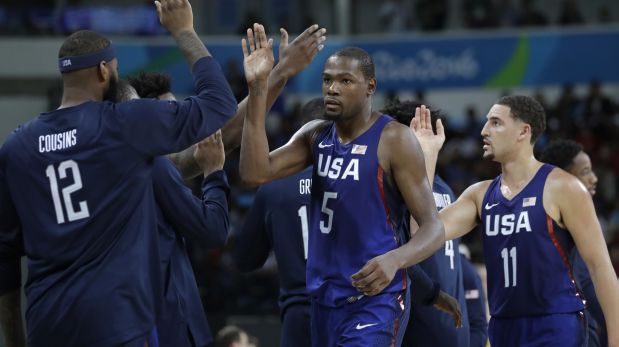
left=320, top=192, right=338, bottom=234
left=45, top=160, right=90, bottom=224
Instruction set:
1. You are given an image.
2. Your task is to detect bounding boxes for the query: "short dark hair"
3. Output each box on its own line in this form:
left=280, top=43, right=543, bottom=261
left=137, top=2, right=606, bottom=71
left=116, top=79, right=136, bottom=103
left=128, top=71, right=172, bottom=99
left=329, top=47, right=375, bottom=80
left=380, top=99, right=443, bottom=128
left=58, top=30, right=111, bottom=59
left=496, top=95, right=546, bottom=143
left=301, top=97, right=325, bottom=120
left=215, top=325, right=245, bottom=347
left=539, top=139, right=583, bottom=170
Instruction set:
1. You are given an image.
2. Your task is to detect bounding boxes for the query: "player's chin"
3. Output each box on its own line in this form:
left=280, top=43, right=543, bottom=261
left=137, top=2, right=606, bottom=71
left=482, top=151, right=495, bottom=161
left=323, top=112, right=341, bottom=121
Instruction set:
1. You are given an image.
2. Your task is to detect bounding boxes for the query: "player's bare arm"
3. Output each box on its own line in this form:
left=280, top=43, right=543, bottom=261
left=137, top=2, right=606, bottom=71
left=351, top=122, right=444, bottom=296
left=193, top=130, right=225, bottom=177
left=0, top=289, right=25, bottom=347
left=545, top=169, right=619, bottom=346
left=173, top=24, right=327, bottom=178
left=239, top=23, right=325, bottom=186
left=439, top=181, right=490, bottom=241
left=155, top=0, right=210, bottom=67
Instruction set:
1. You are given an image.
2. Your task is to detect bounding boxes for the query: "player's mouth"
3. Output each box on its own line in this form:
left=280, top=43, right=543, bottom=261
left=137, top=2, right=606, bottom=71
left=325, top=98, right=342, bottom=112
left=588, top=184, right=597, bottom=196
left=482, top=138, right=491, bottom=150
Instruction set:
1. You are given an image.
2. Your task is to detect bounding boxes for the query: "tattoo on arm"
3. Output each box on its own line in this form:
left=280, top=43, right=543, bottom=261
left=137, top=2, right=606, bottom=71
left=173, top=30, right=210, bottom=68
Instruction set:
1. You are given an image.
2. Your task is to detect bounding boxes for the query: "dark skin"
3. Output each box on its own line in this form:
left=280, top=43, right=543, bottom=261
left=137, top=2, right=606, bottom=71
left=239, top=26, right=444, bottom=296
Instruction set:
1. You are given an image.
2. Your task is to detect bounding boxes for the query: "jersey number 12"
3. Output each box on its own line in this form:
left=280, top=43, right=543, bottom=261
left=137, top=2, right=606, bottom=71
left=46, top=160, right=90, bottom=224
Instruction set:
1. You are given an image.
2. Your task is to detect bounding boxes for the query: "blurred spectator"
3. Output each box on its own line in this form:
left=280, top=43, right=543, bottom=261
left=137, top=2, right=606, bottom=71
left=462, top=0, right=498, bottom=28
left=379, top=0, right=408, bottom=32
left=516, top=0, right=548, bottom=27
left=415, top=0, right=448, bottom=31
left=558, top=0, right=585, bottom=25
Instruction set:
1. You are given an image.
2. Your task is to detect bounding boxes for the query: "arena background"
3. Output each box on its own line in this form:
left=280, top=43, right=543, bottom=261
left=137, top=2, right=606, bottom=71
left=1, top=0, right=618, bottom=346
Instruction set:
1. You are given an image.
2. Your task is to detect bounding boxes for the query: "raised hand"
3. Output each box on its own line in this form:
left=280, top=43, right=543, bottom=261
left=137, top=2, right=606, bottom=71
left=276, top=24, right=327, bottom=79
left=193, top=130, right=225, bottom=177
left=351, top=253, right=400, bottom=296
left=241, top=23, right=275, bottom=84
left=410, top=105, right=445, bottom=155
left=154, top=0, right=194, bottom=35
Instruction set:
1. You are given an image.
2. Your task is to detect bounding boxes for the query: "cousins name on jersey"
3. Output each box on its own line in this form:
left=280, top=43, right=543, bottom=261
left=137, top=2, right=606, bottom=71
left=316, top=154, right=359, bottom=181
left=39, top=129, right=77, bottom=153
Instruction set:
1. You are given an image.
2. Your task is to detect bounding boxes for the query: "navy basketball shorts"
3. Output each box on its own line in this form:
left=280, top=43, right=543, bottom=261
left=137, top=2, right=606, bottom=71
left=488, top=311, right=587, bottom=347
left=281, top=303, right=311, bottom=347
left=311, top=290, right=410, bottom=347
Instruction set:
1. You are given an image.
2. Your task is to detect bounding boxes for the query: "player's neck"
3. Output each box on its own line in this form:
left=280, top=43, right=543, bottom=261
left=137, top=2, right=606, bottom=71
left=59, top=86, right=102, bottom=109
left=500, top=153, right=542, bottom=195
left=334, top=107, right=376, bottom=144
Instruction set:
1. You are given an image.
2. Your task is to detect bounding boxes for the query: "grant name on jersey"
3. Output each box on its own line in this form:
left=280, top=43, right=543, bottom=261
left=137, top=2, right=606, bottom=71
left=39, top=129, right=77, bottom=153
left=485, top=211, right=532, bottom=236
left=299, top=178, right=312, bottom=195
left=316, top=154, right=359, bottom=181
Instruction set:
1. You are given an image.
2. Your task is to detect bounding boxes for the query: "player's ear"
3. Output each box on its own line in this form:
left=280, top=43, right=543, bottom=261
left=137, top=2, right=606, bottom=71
left=97, top=61, right=109, bottom=82
left=367, top=77, right=376, bottom=96
left=519, top=123, right=531, bottom=142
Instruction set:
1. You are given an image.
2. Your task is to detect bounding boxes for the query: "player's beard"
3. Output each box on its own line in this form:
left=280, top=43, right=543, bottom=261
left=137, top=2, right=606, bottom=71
left=103, top=75, right=119, bottom=103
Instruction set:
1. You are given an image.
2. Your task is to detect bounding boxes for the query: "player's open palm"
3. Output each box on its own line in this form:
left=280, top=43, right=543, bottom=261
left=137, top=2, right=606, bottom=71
left=277, top=24, right=327, bottom=78
left=351, top=253, right=400, bottom=296
left=410, top=105, right=445, bottom=154
left=241, top=23, right=274, bottom=84
left=193, top=130, right=225, bottom=176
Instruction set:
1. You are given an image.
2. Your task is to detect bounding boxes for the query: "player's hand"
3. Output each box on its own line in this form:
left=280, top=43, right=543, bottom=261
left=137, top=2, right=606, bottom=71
left=193, top=130, right=225, bottom=176
left=155, top=0, right=194, bottom=35
left=241, top=23, right=275, bottom=84
left=276, top=24, right=326, bottom=79
left=351, top=253, right=399, bottom=296
left=433, top=290, right=463, bottom=328
left=410, top=105, right=445, bottom=155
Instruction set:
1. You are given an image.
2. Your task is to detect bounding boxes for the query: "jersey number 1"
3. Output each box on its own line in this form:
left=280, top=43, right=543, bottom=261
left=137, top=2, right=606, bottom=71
left=501, top=247, right=517, bottom=288
left=45, top=160, right=90, bottom=224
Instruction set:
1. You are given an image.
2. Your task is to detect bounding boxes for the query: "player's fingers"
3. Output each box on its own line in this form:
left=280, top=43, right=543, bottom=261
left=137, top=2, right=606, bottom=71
left=419, top=105, right=428, bottom=129
left=424, top=107, right=432, bottom=130
left=247, top=28, right=255, bottom=52
left=256, top=23, right=267, bottom=49
left=279, top=28, right=289, bottom=49
left=436, top=118, right=445, bottom=137
left=297, top=24, right=318, bottom=41
left=411, top=115, right=419, bottom=131
left=154, top=1, right=162, bottom=16
left=241, top=38, right=249, bottom=58
left=351, top=261, right=376, bottom=281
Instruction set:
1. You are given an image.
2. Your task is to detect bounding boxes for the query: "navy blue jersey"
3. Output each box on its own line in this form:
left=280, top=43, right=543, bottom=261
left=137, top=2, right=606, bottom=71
left=403, top=175, right=470, bottom=347
left=234, top=167, right=312, bottom=313
left=0, top=57, right=236, bottom=347
left=481, top=164, right=585, bottom=318
left=309, top=114, right=407, bottom=306
left=152, top=158, right=230, bottom=347
left=570, top=248, right=605, bottom=347
left=460, top=254, right=488, bottom=347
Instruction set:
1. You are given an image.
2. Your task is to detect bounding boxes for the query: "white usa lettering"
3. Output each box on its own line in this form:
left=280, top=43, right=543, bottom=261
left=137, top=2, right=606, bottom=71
left=317, top=154, right=359, bottom=181
left=485, top=211, right=532, bottom=236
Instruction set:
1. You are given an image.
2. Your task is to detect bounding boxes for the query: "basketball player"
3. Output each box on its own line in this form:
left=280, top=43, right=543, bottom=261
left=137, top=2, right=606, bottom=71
left=0, top=1, right=238, bottom=345
left=238, top=24, right=444, bottom=346
left=411, top=95, right=619, bottom=346
left=541, top=139, right=606, bottom=347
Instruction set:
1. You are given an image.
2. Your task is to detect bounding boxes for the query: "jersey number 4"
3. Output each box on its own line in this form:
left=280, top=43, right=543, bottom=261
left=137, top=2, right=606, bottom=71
left=45, top=160, right=90, bottom=224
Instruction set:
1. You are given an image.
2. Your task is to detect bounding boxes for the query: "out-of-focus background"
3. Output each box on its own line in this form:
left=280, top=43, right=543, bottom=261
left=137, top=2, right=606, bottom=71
left=1, top=0, right=618, bottom=346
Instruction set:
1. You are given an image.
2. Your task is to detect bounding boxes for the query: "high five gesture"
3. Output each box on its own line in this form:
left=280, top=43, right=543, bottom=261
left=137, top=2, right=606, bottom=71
left=242, top=23, right=274, bottom=84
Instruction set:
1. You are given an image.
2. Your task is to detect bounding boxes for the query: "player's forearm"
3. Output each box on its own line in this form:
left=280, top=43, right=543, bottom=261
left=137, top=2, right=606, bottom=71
left=239, top=80, right=271, bottom=186
left=392, top=220, right=445, bottom=269
left=589, top=264, right=619, bottom=346
left=423, top=151, right=438, bottom=187
left=172, top=29, right=210, bottom=69
left=221, top=64, right=289, bottom=154
left=0, top=289, right=25, bottom=347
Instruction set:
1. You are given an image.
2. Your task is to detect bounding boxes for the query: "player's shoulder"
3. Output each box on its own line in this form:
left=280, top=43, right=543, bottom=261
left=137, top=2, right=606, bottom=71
left=545, top=166, right=589, bottom=199
left=462, top=180, right=494, bottom=204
